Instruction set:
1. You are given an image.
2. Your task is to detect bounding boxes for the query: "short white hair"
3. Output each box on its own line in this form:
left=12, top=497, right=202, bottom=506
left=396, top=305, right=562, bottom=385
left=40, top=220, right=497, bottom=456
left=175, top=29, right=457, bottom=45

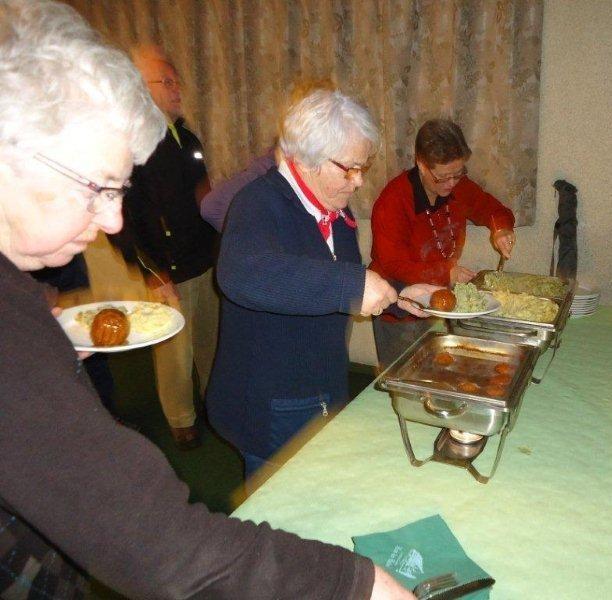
left=0, top=0, right=165, bottom=164
left=278, top=89, right=379, bottom=168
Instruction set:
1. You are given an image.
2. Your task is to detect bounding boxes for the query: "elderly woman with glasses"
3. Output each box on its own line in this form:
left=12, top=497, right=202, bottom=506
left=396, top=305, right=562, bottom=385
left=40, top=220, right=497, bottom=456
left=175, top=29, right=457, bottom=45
left=206, top=89, right=436, bottom=483
left=369, top=118, right=516, bottom=369
left=0, top=2, right=417, bottom=598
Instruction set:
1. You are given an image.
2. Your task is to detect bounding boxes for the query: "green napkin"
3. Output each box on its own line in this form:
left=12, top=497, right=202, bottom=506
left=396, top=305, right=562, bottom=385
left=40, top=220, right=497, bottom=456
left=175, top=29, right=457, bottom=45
left=353, top=514, right=492, bottom=599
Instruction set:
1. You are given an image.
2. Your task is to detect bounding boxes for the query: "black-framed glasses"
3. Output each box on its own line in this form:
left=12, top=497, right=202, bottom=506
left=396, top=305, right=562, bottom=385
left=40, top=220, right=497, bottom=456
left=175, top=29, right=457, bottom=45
left=427, top=164, right=468, bottom=184
left=329, top=159, right=372, bottom=180
left=148, top=77, right=181, bottom=90
left=34, top=153, right=130, bottom=214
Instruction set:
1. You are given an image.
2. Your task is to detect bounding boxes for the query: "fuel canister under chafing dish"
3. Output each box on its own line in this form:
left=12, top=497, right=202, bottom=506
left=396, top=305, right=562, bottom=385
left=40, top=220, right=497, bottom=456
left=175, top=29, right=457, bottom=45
left=378, top=332, right=539, bottom=482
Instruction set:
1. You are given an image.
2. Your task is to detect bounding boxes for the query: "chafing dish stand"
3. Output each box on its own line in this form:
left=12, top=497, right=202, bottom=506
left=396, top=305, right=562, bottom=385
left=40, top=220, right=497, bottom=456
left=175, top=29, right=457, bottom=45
left=397, top=419, right=505, bottom=484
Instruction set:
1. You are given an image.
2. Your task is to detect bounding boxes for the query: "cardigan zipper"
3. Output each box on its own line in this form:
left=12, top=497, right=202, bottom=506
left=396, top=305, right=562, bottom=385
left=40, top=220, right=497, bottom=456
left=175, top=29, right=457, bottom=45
left=320, top=399, right=329, bottom=417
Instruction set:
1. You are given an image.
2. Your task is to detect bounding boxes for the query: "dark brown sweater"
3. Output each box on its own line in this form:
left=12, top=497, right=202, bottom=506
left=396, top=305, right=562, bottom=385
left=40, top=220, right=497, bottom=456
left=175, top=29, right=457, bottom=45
left=0, top=252, right=374, bottom=599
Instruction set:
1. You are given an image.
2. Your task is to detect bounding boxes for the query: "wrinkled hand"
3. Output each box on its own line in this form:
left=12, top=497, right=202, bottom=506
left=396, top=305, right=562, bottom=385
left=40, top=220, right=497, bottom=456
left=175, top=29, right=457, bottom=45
left=360, top=270, right=398, bottom=317
left=52, top=306, right=92, bottom=359
left=150, top=281, right=180, bottom=306
left=492, top=228, right=515, bottom=259
left=450, top=264, right=476, bottom=284
left=397, top=283, right=444, bottom=317
left=370, top=565, right=417, bottom=599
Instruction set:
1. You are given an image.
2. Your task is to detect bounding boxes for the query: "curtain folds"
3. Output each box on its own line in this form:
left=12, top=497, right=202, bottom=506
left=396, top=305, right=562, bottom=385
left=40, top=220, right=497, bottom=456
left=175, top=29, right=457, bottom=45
left=66, top=0, right=542, bottom=224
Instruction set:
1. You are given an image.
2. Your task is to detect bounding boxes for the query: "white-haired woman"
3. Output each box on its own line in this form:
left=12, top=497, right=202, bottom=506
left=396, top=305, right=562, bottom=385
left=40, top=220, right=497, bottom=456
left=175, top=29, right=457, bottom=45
left=207, top=89, right=436, bottom=483
left=0, top=2, right=416, bottom=599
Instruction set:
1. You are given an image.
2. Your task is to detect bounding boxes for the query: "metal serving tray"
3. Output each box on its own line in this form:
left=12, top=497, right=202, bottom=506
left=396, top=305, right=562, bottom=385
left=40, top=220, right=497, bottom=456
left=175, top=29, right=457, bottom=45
left=459, top=270, right=575, bottom=344
left=450, top=271, right=575, bottom=382
left=379, top=332, right=539, bottom=437
left=378, top=332, right=540, bottom=482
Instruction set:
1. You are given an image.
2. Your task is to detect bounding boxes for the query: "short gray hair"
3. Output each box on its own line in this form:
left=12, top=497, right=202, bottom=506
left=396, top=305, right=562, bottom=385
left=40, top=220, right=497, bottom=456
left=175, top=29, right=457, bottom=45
left=278, top=89, right=379, bottom=168
left=0, top=0, right=165, bottom=165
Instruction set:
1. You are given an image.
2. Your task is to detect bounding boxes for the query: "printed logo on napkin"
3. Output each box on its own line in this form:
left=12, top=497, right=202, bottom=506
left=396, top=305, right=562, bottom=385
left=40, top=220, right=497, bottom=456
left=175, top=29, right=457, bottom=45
left=385, top=545, right=424, bottom=579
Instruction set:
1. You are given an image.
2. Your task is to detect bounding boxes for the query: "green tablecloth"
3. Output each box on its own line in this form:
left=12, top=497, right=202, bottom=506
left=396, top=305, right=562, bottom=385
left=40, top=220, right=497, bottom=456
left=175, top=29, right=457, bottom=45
left=233, top=307, right=612, bottom=599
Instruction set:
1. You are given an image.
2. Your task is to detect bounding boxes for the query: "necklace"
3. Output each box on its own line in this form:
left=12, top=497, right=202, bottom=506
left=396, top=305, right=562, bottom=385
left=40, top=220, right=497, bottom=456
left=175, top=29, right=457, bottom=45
left=425, top=203, right=456, bottom=259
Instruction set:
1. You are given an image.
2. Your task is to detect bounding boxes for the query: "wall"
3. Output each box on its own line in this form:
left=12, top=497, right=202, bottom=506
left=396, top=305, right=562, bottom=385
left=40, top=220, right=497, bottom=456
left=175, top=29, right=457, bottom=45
left=349, top=0, right=612, bottom=365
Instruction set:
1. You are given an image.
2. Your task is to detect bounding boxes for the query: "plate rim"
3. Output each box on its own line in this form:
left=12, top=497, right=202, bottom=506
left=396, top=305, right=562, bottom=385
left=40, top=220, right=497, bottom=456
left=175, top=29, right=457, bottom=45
left=57, top=300, right=185, bottom=353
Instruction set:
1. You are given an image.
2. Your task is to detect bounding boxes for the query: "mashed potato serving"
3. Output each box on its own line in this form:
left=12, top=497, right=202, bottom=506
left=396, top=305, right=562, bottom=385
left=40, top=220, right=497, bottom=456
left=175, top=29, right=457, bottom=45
left=129, top=303, right=174, bottom=335
left=452, top=283, right=487, bottom=312
left=483, top=271, right=566, bottom=298
left=491, top=290, right=559, bottom=323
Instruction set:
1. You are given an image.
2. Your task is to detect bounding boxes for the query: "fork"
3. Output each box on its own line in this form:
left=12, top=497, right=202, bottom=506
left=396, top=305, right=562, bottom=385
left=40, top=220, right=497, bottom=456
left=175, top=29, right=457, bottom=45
left=398, top=295, right=428, bottom=310
left=412, top=572, right=458, bottom=599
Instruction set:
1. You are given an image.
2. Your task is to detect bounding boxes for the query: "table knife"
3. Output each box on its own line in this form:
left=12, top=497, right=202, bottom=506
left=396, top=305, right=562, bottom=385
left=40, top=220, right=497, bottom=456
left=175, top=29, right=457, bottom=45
left=431, top=577, right=495, bottom=599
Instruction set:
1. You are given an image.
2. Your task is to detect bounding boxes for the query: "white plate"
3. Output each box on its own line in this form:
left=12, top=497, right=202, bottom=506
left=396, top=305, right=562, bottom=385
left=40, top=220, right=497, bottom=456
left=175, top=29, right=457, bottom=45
left=57, top=301, right=185, bottom=353
left=572, top=297, right=600, bottom=303
left=571, top=298, right=601, bottom=308
left=415, top=291, right=501, bottom=319
left=574, top=284, right=600, bottom=299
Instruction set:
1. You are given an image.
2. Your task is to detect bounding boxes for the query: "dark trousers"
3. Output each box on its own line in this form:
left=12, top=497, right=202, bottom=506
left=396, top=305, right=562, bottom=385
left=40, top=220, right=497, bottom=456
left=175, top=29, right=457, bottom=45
left=372, top=316, right=432, bottom=372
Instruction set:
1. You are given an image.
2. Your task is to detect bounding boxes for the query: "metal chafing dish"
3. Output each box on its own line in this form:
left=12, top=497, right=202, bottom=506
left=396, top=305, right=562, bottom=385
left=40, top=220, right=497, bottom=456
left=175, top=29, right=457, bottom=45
left=449, top=270, right=576, bottom=382
left=378, top=331, right=540, bottom=483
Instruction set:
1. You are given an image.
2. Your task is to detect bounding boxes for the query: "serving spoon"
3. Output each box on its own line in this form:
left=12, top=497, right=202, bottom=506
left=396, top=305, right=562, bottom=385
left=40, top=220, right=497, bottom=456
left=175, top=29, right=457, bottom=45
left=496, top=253, right=505, bottom=272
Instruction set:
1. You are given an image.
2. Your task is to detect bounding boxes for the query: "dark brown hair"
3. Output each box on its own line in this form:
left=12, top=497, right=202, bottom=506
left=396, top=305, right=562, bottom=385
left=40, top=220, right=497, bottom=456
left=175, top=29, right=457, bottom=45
left=415, top=119, right=472, bottom=166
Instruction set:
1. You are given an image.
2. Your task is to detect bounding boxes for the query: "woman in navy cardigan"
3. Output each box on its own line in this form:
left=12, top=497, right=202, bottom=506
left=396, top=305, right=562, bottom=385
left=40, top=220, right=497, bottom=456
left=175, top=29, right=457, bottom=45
left=206, top=90, right=437, bottom=483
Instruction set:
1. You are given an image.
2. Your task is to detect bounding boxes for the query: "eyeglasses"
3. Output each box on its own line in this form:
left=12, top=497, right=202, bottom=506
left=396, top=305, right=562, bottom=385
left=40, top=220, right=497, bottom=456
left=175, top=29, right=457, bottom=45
left=427, top=164, right=468, bottom=184
left=148, top=77, right=181, bottom=90
left=34, top=153, right=129, bottom=214
left=329, top=159, right=372, bottom=180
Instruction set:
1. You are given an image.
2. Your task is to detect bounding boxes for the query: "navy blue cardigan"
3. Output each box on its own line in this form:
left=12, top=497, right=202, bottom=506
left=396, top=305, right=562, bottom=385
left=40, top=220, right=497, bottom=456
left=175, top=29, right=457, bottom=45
left=206, top=168, right=366, bottom=458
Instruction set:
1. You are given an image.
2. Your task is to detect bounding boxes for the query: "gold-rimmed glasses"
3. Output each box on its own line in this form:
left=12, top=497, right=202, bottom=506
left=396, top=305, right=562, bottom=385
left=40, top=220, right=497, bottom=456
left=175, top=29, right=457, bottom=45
left=148, top=77, right=181, bottom=90
left=329, top=158, right=372, bottom=180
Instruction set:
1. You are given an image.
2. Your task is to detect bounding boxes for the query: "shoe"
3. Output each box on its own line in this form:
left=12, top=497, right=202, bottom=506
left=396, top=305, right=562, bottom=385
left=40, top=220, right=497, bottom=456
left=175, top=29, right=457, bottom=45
left=170, top=425, right=201, bottom=451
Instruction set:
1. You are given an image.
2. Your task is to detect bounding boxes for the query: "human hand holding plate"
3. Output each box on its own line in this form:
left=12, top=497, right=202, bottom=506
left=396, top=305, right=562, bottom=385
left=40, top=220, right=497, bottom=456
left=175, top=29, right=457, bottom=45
left=397, top=284, right=445, bottom=317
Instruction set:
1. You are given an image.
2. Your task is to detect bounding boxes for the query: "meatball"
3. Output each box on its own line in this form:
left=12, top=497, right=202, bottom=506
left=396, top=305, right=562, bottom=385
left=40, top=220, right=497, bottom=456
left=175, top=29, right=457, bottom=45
left=91, top=308, right=130, bottom=346
left=458, top=381, right=480, bottom=394
left=490, top=373, right=512, bottom=387
left=430, top=289, right=457, bottom=312
left=485, top=384, right=505, bottom=398
left=494, top=363, right=515, bottom=376
left=434, top=351, right=454, bottom=366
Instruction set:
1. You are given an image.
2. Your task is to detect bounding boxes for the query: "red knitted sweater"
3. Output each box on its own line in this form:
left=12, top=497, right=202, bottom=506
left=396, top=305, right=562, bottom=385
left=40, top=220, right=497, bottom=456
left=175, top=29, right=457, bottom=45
left=369, top=168, right=514, bottom=320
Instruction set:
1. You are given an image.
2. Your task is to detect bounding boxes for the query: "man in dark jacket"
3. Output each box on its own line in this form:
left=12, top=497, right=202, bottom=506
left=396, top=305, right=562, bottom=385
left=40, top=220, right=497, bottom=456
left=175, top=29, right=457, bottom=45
left=124, top=45, right=219, bottom=449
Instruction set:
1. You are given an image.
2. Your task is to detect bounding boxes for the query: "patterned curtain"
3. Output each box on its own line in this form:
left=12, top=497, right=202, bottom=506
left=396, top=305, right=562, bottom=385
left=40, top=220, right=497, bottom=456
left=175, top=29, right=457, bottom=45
left=65, top=0, right=543, bottom=225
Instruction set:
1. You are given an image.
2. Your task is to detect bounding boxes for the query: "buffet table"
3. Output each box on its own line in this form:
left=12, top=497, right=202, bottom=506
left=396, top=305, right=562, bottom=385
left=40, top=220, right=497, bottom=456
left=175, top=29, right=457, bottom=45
left=233, top=307, right=612, bottom=599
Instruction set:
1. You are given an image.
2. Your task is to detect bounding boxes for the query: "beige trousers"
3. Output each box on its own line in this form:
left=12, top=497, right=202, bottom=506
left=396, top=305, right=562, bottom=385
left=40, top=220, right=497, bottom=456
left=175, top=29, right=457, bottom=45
left=152, top=269, right=220, bottom=428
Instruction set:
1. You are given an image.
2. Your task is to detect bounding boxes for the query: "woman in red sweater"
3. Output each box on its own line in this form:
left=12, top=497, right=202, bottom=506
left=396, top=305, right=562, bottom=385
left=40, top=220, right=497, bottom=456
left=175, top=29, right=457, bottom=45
left=370, top=119, right=516, bottom=369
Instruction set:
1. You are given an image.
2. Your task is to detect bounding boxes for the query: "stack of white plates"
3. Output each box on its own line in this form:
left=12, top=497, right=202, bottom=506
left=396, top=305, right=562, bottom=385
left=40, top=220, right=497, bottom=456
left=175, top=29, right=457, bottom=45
left=570, top=285, right=601, bottom=318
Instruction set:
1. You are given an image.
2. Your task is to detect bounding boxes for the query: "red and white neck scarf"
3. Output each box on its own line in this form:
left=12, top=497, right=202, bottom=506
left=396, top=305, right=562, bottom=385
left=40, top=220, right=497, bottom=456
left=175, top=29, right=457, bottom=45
left=287, top=160, right=357, bottom=243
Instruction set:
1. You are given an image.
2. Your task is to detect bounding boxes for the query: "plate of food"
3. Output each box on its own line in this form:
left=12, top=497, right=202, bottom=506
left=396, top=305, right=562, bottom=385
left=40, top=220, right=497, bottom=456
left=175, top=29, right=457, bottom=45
left=56, top=301, right=185, bottom=352
left=415, top=283, right=501, bottom=319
